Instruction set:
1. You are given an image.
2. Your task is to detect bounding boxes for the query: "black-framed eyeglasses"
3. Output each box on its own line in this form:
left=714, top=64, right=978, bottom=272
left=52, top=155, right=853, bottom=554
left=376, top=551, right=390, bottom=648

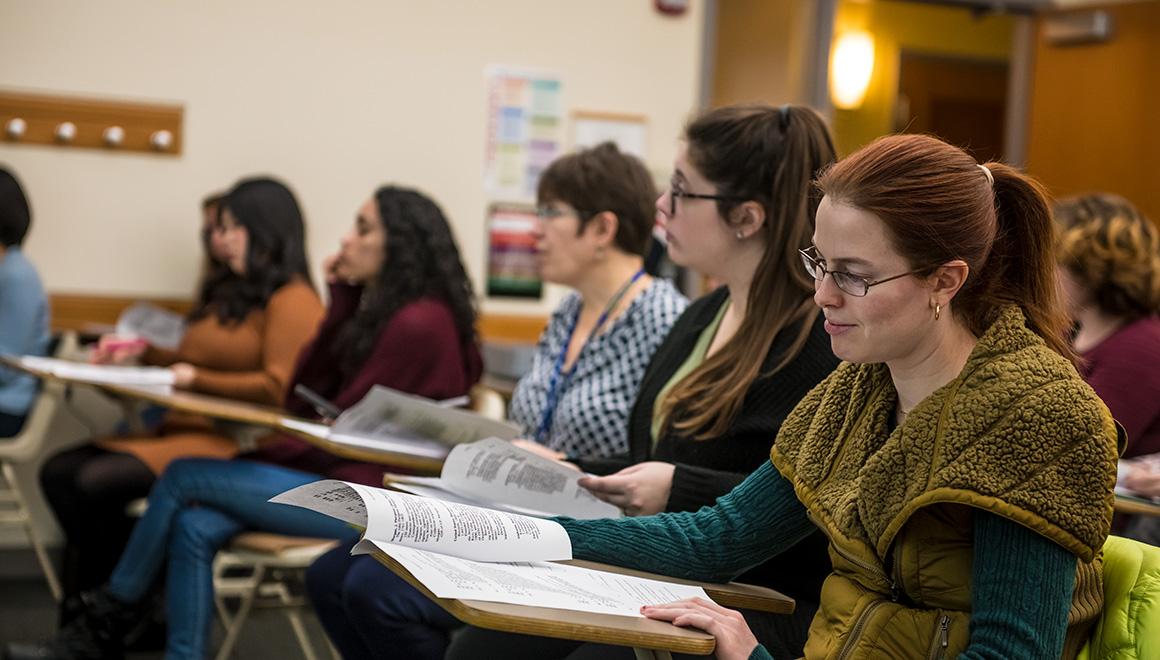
left=667, top=184, right=745, bottom=217
left=799, top=245, right=924, bottom=297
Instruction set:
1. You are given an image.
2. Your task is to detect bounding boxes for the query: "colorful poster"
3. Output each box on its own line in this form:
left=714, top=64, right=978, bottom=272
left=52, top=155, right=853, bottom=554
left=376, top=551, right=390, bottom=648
left=486, top=204, right=541, bottom=299
left=484, top=67, right=562, bottom=202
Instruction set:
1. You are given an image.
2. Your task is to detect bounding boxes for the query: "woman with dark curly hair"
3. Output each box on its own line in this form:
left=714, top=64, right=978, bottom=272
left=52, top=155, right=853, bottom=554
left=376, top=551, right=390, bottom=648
left=5, top=186, right=483, bottom=660
left=1056, top=193, right=1160, bottom=459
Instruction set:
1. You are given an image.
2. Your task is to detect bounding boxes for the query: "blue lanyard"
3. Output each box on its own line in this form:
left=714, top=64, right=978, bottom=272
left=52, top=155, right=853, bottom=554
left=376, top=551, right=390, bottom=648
left=534, top=268, right=646, bottom=444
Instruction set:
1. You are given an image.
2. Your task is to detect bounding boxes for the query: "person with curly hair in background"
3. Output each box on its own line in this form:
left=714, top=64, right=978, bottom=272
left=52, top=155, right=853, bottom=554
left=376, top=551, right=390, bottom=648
left=1056, top=194, right=1160, bottom=547
left=1056, top=194, right=1160, bottom=460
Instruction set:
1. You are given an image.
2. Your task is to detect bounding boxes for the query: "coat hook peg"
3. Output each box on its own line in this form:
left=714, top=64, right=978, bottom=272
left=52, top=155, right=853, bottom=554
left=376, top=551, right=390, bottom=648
left=5, top=118, right=26, bottom=140
left=150, top=129, right=173, bottom=151
left=103, top=125, right=125, bottom=147
left=55, top=121, right=77, bottom=143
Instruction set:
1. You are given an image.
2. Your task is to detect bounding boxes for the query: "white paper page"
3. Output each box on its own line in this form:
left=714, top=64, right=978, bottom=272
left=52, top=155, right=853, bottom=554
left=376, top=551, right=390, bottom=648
left=270, top=480, right=572, bottom=562
left=1116, top=458, right=1160, bottom=501
left=115, top=302, right=186, bottom=350
left=437, top=438, right=621, bottom=520
left=375, top=541, right=708, bottom=618
left=387, top=476, right=563, bottom=518
left=334, top=386, right=521, bottom=447
left=19, top=356, right=176, bottom=387
left=279, top=418, right=450, bottom=461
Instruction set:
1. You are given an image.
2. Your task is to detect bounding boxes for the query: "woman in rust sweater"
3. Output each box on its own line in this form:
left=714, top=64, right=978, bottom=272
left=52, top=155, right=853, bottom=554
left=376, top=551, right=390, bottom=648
left=38, top=177, right=323, bottom=609
left=5, top=185, right=482, bottom=660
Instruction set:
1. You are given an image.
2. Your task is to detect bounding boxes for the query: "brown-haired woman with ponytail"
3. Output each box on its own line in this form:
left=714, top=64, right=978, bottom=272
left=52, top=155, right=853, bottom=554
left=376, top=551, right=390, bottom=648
left=547, top=133, right=1119, bottom=659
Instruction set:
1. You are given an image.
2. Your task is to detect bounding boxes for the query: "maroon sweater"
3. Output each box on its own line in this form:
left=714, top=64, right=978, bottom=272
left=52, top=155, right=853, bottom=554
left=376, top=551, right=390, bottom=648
left=248, top=283, right=483, bottom=485
left=1079, top=315, right=1160, bottom=458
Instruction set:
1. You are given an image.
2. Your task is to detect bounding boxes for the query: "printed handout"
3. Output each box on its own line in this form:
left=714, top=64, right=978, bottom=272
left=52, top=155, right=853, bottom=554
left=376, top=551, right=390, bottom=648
left=385, top=437, right=621, bottom=519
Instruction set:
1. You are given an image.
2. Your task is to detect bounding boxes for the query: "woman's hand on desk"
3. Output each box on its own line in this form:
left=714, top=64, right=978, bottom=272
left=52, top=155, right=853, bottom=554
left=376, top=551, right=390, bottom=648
left=579, top=461, right=675, bottom=516
left=641, top=597, right=759, bottom=660
left=89, top=335, right=147, bottom=364
left=510, top=439, right=580, bottom=471
left=170, top=363, right=197, bottom=389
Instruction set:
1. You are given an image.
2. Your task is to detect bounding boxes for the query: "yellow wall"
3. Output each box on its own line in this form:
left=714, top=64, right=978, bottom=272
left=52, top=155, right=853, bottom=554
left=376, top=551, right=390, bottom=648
left=1025, top=1, right=1160, bottom=221
left=831, top=1, right=1014, bottom=155
left=711, top=0, right=814, bottom=107
left=0, top=0, right=705, bottom=315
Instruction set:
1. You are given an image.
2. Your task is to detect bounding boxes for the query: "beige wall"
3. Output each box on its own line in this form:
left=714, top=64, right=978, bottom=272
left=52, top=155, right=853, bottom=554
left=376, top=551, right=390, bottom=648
left=0, top=0, right=706, bottom=315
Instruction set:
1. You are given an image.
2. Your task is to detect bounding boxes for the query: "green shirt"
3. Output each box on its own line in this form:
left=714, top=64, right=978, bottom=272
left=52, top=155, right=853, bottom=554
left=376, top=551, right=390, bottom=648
left=650, top=299, right=729, bottom=444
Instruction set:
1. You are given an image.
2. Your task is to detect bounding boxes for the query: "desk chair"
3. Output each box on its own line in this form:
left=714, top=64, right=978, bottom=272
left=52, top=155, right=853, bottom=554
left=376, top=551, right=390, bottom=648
left=211, top=533, right=338, bottom=660
left=0, top=331, right=79, bottom=602
left=1077, top=535, right=1160, bottom=660
left=210, top=384, right=509, bottom=659
left=468, top=383, right=506, bottom=421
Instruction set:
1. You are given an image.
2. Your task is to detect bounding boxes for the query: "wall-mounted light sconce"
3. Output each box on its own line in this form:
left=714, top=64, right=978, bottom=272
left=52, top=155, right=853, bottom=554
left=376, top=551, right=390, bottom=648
left=5, top=117, right=26, bottom=140
left=830, top=31, right=875, bottom=110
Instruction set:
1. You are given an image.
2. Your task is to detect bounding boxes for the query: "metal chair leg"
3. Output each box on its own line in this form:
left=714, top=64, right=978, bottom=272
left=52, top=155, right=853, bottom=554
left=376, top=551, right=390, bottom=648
left=2, top=461, right=62, bottom=601
left=214, top=562, right=265, bottom=660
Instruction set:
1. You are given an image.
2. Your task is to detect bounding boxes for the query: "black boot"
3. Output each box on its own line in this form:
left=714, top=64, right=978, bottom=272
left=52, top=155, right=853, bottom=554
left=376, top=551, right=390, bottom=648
left=3, top=588, right=138, bottom=660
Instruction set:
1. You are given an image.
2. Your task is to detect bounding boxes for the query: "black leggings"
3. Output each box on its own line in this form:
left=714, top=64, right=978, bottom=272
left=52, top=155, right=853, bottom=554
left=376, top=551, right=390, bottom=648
left=39, top=444, right=156, bottom=604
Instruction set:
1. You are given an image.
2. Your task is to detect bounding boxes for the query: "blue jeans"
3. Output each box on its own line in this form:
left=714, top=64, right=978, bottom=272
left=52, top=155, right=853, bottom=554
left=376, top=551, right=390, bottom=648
left=306, top=541, right=461, bottom=660
left=106, top=458, right=359, bottom=660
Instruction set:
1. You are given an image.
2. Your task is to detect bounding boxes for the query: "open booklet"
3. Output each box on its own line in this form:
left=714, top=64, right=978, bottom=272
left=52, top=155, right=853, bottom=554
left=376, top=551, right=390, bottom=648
left=17, top=355, right=176, bottom=390
left=385, top=437, right=621, bottom=519
left=115, top=302, right=186, bottom=350
left=271, top=481, right=708, bottom=618
left=280, top=385, right=521, bottom=460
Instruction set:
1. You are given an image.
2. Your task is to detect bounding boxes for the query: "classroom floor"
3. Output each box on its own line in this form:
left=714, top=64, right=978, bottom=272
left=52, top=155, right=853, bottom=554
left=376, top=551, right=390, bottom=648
left=0, top=549, right=333, bottom=659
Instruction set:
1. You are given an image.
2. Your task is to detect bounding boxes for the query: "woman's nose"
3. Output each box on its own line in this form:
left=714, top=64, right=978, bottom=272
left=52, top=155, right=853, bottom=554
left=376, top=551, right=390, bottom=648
left=812, top=272, right=843, bottom=309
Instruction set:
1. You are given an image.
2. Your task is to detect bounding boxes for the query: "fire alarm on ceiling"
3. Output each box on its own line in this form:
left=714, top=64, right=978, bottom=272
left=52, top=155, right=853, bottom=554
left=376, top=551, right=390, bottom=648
left=655, top=0, right=689, bottom=17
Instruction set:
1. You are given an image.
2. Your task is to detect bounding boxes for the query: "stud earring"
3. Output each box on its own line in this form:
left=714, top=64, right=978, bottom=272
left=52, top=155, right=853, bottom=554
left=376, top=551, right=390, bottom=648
left=735, top=231, right=744, bottom=240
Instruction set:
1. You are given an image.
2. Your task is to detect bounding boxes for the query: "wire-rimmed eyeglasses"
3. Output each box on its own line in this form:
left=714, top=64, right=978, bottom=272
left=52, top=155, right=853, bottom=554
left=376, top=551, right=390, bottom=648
left=798, top=245, right=924, bottom=297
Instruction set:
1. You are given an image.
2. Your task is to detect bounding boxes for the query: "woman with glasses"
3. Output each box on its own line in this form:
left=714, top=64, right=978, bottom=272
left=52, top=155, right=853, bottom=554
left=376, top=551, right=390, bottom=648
left=444, top=105, right=842, bottom=660
left=546, top=133, right=1119, bottom=660
left=303, top=142, right=687, bottom=660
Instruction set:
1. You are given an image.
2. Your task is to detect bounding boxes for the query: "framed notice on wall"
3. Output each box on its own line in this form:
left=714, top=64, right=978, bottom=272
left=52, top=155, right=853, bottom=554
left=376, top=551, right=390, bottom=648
left=571, top=111, right=647, bottom=158
left=486, top=204, right=541, bottom=299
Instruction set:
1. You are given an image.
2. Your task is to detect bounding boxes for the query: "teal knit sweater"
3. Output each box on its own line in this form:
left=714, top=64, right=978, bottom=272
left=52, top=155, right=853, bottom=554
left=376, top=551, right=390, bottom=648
left=559, top=461, right=1076, bottom=659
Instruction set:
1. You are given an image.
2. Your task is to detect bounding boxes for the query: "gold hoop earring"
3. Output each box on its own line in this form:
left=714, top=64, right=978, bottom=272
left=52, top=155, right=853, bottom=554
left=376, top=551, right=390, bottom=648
left=934, top=303, right=941, bottom=321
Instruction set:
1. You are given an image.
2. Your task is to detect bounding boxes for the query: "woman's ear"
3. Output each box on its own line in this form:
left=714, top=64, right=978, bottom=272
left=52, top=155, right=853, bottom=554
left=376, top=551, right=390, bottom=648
left=585, top=211, right=620, bottom=249
left=930, top=260, right=970, bottom=304
left=728, top=201, right=766, bottom=240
